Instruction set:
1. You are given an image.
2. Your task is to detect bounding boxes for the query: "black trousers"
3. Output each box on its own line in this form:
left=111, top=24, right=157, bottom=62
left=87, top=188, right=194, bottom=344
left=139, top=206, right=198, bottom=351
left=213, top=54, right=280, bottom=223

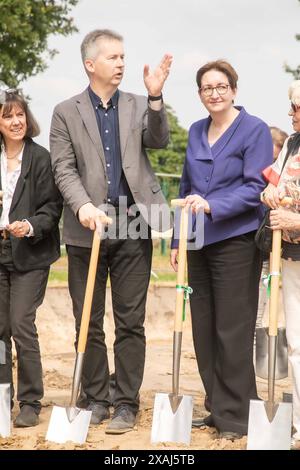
left=187, top=231, right=262, bottom=434
left=67, top=219, right=152, bottom=412
left=0, top=241, right=49, bottom=411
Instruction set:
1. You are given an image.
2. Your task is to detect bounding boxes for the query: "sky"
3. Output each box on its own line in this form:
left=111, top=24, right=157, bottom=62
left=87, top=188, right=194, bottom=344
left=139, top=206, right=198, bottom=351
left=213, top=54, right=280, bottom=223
left=23, top=0, right=300, bottom=149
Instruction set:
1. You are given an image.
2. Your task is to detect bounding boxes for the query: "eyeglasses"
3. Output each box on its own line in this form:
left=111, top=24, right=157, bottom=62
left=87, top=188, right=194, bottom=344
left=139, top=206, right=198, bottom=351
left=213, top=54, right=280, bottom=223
left=291, top=102, right=300, bottom=113
left=200, top=84, right=230, bottom=97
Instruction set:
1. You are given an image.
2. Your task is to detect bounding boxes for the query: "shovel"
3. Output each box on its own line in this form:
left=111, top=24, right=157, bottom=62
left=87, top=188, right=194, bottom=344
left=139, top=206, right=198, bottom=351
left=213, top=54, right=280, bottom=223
left=255, top=195, right=293, bottom=383
left=46, top=216, right=111, bottom=444
left=0, top=341, right=10, bottom=438
left=151, top=199, right=193, bottom=445
left=0, top=384, right=10, bottom=438
left=247, top=227, right=292, bottom=450
left=256, top=326, right=288, bottom=380
left=0, top=340, right=5, bottom=364
left=256, top=241, right=288, bottom=380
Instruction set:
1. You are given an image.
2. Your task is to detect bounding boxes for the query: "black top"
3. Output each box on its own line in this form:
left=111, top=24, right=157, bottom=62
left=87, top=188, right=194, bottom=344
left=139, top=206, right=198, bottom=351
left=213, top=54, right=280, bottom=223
left=0, top=138, right=62, bottom=271
left=282, top=240, right=300, bottom=261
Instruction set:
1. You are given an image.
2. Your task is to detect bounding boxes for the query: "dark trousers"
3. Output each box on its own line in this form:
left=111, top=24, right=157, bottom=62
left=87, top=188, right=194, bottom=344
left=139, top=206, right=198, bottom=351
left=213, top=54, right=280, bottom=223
left=67, top=224, right=152, bottom=412
left=187, top=232, right=261, bottom=434
left=0, top=246, right=49, bottom=411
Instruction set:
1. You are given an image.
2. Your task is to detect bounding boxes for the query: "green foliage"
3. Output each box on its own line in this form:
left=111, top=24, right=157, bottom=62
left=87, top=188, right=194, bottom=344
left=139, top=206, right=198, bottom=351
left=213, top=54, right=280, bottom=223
left=285, top=0, right=300, bottom=79
left=148, top=105, right=188, bottom=174
left=286, top=64, right=300, bottom=80
left=0, top=0, right=79, bottom=88
left=148, top=105, right=188, bottom=201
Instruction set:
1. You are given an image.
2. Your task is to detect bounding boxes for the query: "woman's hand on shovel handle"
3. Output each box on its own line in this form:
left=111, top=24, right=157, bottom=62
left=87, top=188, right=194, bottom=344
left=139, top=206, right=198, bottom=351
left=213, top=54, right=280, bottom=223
left=170, top=248, right=179, bottom=272
left=270, top=208, right=300, bottom=231
left=184, top=194, right=210, bottom=214
left=261, top=183, right=284, bottom=209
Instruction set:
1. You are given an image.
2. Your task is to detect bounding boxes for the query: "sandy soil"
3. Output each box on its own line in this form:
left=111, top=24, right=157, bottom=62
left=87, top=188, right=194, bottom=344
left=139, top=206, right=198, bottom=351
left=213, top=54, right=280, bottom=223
left=0, top=285, right=292, bottom=451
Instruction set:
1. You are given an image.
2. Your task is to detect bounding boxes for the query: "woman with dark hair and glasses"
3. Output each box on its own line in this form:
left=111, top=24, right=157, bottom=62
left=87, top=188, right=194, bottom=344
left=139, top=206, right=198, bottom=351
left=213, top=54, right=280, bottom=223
left=261, top=80, right=300, bottom=450
left=170, top=60, right=273, bottom=439
left=0, top=85, right=62, bottom=427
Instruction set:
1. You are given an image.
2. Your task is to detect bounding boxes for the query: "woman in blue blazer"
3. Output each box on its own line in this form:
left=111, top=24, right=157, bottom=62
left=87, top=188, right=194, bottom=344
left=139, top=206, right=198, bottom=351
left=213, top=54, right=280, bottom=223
left=171, top=60, right=273, bottom=438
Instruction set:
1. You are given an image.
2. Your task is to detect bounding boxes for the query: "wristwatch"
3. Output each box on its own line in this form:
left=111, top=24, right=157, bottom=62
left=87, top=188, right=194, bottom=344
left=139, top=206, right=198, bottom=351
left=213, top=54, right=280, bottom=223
left=148, top=94, right=163, bottom=101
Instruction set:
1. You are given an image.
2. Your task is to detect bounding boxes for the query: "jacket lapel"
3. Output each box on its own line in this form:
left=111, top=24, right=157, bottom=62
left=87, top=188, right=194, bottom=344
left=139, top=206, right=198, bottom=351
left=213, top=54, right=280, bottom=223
left=194, top=120, right=214, bottom=161
left=118, top=91, right=133, bottom=161
left=9, top=139, right=33, bottom=214
left=210, top=107, right=245, bottom=159
left=75, top=89, right=106, bottom=168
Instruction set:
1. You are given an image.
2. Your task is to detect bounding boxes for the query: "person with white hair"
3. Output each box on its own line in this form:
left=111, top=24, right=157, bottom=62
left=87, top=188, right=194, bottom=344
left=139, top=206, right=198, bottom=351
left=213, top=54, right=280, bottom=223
left=262, top=79, right=300, bottom=450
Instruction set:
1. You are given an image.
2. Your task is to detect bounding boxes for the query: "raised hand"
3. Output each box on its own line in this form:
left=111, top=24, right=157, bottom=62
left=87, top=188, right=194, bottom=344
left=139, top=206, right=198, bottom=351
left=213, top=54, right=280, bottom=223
left=143, top=54, right=173, bottom=96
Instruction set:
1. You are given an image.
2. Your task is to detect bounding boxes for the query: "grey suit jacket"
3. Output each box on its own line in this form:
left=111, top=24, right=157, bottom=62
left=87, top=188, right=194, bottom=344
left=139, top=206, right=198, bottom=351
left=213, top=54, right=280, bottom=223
left=50, top=88, right=171, bottom=247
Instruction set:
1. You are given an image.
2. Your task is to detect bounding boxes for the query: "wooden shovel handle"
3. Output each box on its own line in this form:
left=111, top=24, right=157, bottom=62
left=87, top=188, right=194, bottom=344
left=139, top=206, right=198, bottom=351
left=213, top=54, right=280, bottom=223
left=171, top=198, right=186, bottom=208
left=98, top=214, right=113, bottom=225
left=260, top=192, right=293, bottom=206
left=171, top=199, right=189, bottom=332
left=279, top=196, right=293, bottom=207
left=268, top=229, right=281, bottom=337
left=77, top=230, right=101, bottom=353
left=267, top=197, right=292, bottom=336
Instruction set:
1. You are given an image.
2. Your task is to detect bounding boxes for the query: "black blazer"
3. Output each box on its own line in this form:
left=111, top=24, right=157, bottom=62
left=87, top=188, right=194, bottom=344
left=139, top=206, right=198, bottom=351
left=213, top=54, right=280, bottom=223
left=0, top=138, right=63, bottom=271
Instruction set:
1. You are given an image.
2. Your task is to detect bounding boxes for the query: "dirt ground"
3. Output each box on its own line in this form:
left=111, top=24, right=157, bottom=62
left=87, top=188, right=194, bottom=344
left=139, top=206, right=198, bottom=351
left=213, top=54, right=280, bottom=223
left=0, top=285, right=292, bottom=451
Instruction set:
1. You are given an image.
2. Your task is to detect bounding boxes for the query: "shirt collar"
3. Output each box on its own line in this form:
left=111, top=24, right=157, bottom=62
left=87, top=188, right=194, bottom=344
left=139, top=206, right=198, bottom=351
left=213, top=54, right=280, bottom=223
left=88, top=86, right=119, bottom=109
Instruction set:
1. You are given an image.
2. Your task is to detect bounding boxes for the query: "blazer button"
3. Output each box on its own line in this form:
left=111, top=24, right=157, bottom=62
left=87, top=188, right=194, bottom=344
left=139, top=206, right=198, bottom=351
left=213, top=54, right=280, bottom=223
left=205, top=176, right=209, bottom=182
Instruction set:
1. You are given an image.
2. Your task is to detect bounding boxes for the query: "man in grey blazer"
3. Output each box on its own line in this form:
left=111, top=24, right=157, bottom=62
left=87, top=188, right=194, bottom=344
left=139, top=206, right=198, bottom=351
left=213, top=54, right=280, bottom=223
left=50, top=29, right=172, bottom=434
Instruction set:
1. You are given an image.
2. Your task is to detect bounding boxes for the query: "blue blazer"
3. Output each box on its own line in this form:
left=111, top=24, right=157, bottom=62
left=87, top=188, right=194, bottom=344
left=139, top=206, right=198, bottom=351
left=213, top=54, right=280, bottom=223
left=178, top=107, right=273, bottom=247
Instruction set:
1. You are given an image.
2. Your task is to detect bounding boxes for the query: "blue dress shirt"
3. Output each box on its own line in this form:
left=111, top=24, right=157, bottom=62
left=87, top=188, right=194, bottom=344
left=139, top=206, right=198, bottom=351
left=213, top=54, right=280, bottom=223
left=88, top=86, right=134, bottom=206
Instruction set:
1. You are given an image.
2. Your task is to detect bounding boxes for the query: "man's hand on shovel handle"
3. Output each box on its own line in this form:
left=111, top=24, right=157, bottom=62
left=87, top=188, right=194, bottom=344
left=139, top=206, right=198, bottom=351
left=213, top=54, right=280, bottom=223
left=78, top=202, right=112, bottom=230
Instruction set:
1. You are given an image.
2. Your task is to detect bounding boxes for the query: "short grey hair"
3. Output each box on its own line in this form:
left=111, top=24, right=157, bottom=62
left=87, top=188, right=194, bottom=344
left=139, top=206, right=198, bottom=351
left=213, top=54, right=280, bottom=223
left=81, top=29, right=123, bottom=64
left=288, top=80, right=300, bottom=107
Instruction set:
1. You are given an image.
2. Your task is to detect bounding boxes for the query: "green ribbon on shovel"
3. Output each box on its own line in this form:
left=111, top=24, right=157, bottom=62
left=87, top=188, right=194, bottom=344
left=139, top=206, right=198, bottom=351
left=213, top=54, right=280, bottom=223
left=176, top=285, right=193, bottom=321
left=262, top=271, right=280, bottom=298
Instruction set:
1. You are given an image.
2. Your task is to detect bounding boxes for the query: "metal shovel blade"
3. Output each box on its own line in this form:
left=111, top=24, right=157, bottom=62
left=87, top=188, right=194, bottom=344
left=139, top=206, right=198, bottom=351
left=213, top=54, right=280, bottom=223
left=151, top=392, right=193, bottom=445
left=256, top=327, right=288, bottom=380
left=0, top=383, right=11, bottom=437
left=0, top=340, right=5, bottom=364
left=247, top=399, right=292, bottom=450
left=46, top=406, right=92, bottom=444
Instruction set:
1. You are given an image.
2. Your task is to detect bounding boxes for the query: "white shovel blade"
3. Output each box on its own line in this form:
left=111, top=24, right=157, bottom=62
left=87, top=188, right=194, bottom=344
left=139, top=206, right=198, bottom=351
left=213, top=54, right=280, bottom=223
left=46, top=406, right=92, bottom=444
left=247, top=399, right=292, bottom=450
left=0, top=383, right=11, bottom=437
left=0, top=340, right=5, bottom=364
left=151, top=392, right=193, bottom=445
